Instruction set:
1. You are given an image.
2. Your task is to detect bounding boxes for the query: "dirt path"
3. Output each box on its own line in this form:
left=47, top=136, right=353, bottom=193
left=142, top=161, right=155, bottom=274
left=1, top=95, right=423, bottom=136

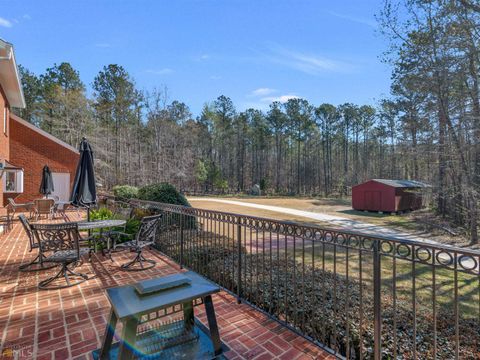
left=189, top=198, right=479, bottom=270
left=190, top=198, right=442, bottom=245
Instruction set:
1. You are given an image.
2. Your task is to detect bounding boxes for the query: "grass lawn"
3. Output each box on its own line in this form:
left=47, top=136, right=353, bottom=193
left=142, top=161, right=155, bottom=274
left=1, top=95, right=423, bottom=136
left=291, top=244, right=479, bottom=318
left=186, top=212, right=479, bottom=319
left=158, top=223, right=480, bottom=357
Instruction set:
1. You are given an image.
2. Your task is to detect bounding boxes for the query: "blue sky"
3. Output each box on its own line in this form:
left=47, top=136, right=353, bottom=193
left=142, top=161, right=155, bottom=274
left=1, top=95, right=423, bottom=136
left=0, top=0, right=391, bottom=116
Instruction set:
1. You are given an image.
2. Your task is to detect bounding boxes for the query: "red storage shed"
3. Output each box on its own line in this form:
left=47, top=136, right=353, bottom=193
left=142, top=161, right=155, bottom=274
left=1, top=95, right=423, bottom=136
left=352, top=179, right=429, bottom=213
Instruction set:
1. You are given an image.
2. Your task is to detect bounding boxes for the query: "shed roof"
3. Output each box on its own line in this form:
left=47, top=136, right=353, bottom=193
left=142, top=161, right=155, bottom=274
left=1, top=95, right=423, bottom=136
left=371, top=179, right=430, bottom=188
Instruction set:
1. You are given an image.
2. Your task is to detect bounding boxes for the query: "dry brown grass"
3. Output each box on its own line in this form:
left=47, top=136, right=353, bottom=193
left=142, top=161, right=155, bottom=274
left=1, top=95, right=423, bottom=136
left=188, top=196, right=476, bottom=249
left=186, top=199, right=331, bottom=228
left=189, top=196, right=409, bottom=226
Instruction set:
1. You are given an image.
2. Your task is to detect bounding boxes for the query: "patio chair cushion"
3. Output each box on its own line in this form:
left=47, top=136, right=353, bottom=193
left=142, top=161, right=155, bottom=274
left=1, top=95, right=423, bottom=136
left=44, top=248, right=90, bottom=263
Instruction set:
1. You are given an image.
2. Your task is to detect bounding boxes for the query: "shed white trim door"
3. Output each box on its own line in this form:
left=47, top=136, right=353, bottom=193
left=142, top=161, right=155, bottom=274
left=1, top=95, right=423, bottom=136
left=51, top=173, right=70, bottom=201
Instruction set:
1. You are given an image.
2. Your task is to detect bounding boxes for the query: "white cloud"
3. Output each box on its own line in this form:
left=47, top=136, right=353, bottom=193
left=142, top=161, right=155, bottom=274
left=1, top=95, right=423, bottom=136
left=260, top=94, right=299, bottom=103
left=95, top=43, right=111, bottom=48
left=264, top=44, right=355, bottom=75
left=210, top=75, right=221, bottom=80
left=0, top=17, right=12, bottom=28
left=329, top=11, right=377, bottom=28
left=250, top=88, right=276, bottom=97
left=23, top=14, right=31, bottom=20
left=146, top=68, right=174, bottom=75
left=241, top=94, right=300, bottom=110
left=247, top=86, right=298, bottom=104
left=200, top=54, right=210, bottom=60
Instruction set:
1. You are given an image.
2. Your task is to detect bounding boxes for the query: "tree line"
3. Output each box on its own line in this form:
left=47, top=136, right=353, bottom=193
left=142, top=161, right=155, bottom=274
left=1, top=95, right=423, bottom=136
left=14, top=66, right=403, bottom=196
left=13, top=0, right=480, bottom=243
left=378, top=0, right=480, bottom=243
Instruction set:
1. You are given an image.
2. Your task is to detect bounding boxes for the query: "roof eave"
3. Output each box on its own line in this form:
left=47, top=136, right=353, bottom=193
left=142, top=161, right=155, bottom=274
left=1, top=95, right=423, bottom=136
left=0, top=39, right=26, bottom=109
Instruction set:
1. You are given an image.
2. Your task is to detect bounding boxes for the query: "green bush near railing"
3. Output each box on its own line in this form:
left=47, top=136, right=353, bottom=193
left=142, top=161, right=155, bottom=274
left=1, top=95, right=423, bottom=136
left=112, top=185, right=139, bottom=200
left=89, top=206, right=140, bottom=243
left=90, top=207, right=114, bottom=221
left=133, top=184, right=196, bottom=230
left=123, top=218, right=141, bottom=237
left=138, top=182, right=190, bottom=206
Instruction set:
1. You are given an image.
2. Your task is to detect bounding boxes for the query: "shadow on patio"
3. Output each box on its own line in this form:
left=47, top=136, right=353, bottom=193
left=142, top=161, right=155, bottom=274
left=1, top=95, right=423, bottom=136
left=0, top=212, right=333, bottom=360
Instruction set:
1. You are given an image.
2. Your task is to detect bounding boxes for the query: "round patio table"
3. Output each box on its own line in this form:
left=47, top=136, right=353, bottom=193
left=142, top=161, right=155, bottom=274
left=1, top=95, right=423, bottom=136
left=77, top=219, right=126, bottom=231
left=77, top=219, right=127, bottom=256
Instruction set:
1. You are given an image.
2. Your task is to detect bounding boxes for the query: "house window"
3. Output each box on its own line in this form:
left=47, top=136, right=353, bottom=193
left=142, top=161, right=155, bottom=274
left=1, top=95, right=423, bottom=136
left=3, top=169, right=23, bottom=193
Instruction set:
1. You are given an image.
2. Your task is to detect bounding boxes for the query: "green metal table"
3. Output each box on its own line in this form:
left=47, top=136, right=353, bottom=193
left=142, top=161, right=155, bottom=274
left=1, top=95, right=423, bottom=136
left=94, top=271, right=224, bottom=360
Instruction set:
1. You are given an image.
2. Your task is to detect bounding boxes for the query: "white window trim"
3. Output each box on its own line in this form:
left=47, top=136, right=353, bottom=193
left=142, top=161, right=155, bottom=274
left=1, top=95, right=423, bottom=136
left=3, top=169, right=23, bottom=193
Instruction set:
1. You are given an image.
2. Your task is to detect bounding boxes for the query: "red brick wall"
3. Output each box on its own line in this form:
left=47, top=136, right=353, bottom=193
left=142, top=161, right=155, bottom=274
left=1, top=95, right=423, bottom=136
left=8, top=117, right=79, bottom=204
left=0, top=84, right=10, bottom=205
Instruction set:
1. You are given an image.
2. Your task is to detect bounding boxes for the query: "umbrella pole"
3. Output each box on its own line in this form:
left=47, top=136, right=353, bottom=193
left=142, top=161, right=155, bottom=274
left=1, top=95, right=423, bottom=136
left=87, top=207, right=91, bottom=236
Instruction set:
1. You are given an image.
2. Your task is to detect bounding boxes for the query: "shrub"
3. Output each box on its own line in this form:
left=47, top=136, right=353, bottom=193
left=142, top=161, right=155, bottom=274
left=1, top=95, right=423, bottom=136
left=89, top=207, right=114, bottom=221
left=124, top=218, right=141, bottom=237
left=259, top=178, right=268, bottom=191
left=112, top=185, right=139, bottom=200
left=138, top=182, right=190, bottom=207
left=88, top=206, right=141, bottom=245
left=213, top=178, right=228, bottom=193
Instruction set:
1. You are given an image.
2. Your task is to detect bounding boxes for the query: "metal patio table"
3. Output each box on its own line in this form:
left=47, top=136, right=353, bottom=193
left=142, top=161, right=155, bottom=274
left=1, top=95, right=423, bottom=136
left=95, top=271, right=223, bottom=360
left=77, top=219, right=127, bottom=255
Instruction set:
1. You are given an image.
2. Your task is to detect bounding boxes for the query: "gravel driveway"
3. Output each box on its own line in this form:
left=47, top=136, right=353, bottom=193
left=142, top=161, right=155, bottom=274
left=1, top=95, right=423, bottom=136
left=190, top=198, right=444, bottom=245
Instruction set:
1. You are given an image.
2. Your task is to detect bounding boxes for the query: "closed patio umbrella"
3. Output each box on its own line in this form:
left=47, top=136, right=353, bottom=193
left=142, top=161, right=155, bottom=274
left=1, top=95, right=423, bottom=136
left=39, top=165, right=54, bottom=198
left=70, top=137, right=97, bottom=220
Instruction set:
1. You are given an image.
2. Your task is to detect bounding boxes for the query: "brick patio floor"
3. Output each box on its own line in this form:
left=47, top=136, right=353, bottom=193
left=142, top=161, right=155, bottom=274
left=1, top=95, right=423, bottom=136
left=0, top=213, right=334, bottom=360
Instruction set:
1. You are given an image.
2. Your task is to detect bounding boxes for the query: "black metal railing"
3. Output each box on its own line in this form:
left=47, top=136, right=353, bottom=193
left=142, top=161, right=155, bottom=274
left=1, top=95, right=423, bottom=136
left=127, top=199, right=480, bottom=359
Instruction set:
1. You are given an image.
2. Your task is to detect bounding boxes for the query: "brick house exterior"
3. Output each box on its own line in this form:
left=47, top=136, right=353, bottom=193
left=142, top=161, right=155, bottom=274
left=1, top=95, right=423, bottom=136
left=8, top=114, right=79, bottom=204
left=0, top=38, right=79, bottom=206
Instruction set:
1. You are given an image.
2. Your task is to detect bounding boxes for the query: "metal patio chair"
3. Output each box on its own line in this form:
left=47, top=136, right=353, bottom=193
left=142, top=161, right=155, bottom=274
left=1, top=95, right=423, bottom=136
left=7, top=198, right=34, bottom=219
left=114, top=214, right=162, bottom=271
left=103, top=202, right=133, bottom=236
left=31, top=222, right=90, bottom=289
left=54, top=202, right=72, bottom=221
left=0, top=211, right=12, bottom=234
left=18, top=214, right=56, bottom=272
left=34, top=198, right=55, bottom=220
